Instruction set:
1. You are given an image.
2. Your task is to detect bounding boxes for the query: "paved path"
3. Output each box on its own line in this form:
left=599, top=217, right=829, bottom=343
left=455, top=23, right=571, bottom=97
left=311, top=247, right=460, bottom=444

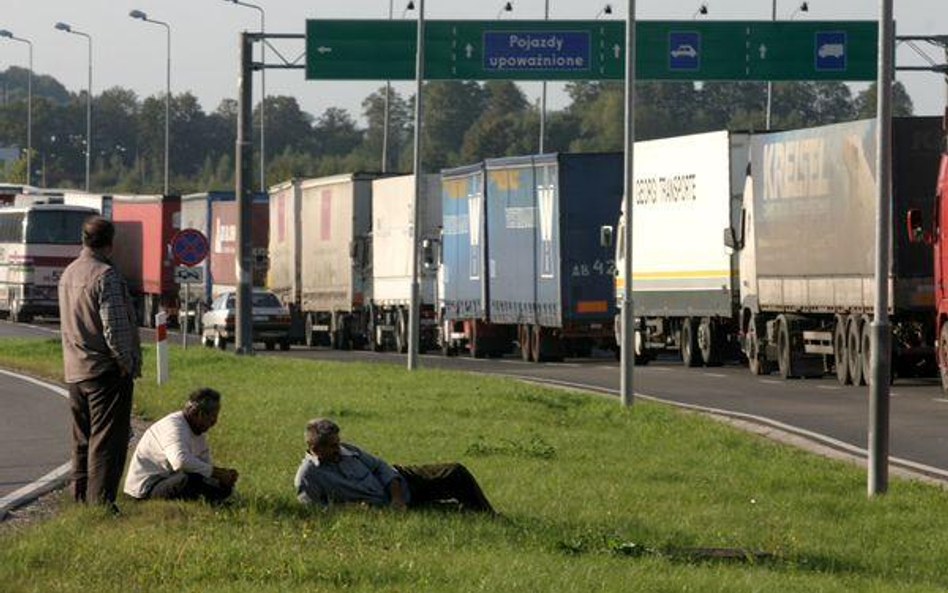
left=0, top=369, right=70, bottom=501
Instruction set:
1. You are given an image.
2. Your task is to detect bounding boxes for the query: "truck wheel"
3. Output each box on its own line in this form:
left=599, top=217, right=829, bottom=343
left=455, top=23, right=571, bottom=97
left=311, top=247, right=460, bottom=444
left=470, top=322, right=486, bottom=359
left=746, top=316, right=772, bottom=376
left=519, top=325, right=533, bottom=362
left=214, top=330, right=227, bottom=351
left=698, top=318, right=722, bottom=367
left=304, top=314, right=317, bottom=348
left=776, top=315, right=795, bottom=379
left=396, top=309, right=408, bottom=354
left=861, top=316, right=873, bottom=386
left=847, top=315, right=865, bottom=386
left=201, top=332, right=212, bottom=348
left=834, top=315, right=851, bottom=385
left=939, top=323, right=948, bottom=395
left=264, top=341, right=275, bottom=351
left=280, top=339, right=291, bottom=351
left=680, top=317, right=702, bottom=368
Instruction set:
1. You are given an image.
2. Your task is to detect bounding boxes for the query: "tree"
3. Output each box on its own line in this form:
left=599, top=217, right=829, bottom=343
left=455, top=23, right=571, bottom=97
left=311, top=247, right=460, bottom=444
left=358, top=86, right=412, bottom=172
left=855, top=81, right=915, bottom=118
left=419, top=81, right=485, bottom=170
left=312, top=107, right=361, bottom=158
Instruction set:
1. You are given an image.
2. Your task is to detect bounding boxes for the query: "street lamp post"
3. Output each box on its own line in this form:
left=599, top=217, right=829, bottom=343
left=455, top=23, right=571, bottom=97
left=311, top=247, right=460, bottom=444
left=692, top=3, right=708, bottom=18
left=496, top=1, right=513, bottom=20
left=225, top=0, right=266, bottom=192
left=0, top=30, right=33, bottom=186
left=596, top=4, right=613, bottom=19
left=55, top=22, right=92, bottom=192
left=382, top=0, right=415, bottom=173
left=539, top=0, right=549, bottom=154
left=129, top=10, right=171, bottom=196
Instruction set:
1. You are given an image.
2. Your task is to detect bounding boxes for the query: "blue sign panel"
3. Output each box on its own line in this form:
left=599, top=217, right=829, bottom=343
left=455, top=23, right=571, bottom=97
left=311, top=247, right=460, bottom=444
left=815, top=31, right=847, bottom=71
left=483, top=31, right=591, bottom=72
left=171, top=229, right=209, bottom=267
left=668, top=31, right=701, bottom=71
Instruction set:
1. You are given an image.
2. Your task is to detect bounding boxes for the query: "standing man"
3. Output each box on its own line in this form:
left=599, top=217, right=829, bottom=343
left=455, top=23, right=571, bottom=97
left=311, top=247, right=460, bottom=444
left=59, top=216, right=141, bottom=508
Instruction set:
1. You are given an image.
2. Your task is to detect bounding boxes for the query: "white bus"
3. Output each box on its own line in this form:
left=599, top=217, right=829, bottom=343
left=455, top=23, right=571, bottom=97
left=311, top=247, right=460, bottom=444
left=0, top=204, right=95, bottom=322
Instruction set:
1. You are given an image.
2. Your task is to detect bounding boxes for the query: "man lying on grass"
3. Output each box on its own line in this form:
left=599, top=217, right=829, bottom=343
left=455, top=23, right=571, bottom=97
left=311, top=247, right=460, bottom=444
left=123, top=387, right=239, bottom=503
left=295, top=418, right=495, bottom=514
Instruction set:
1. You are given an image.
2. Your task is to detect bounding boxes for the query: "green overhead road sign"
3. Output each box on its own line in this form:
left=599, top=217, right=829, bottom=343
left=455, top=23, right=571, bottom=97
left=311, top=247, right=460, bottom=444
left=305, top=20, right=877, bottom=82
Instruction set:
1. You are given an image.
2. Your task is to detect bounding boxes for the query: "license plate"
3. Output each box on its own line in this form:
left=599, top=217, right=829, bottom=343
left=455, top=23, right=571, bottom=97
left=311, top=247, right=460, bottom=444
left=253, top=315, right=267, bottom=322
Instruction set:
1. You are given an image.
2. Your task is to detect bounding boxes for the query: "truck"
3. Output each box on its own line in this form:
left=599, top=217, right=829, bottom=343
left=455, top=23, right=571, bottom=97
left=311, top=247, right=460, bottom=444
left=268, top=174, right=378, bottom=349
left=612, top=131, right=750, bottom=366
left=109, top=194, right=181, bottom=327
left=0, top=204, right=93, bottom=322
left=732, top=117, right=942, bottom=383
left=180, top=191, right=269, bottom=305
left=440, top=153, right=623, bottom=360
left=368, top=174, right=442, bottom=352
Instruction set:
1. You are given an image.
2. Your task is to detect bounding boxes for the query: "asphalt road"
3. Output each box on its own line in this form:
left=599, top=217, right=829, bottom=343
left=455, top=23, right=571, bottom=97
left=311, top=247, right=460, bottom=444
left=4, top=319, right=948, bottom=485
left=0, top=367, right=70, bottom=500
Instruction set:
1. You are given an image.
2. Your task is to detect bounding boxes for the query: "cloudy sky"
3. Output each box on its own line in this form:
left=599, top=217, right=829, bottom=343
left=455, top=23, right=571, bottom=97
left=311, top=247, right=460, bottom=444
left=2, top=0, right=945, bottom=123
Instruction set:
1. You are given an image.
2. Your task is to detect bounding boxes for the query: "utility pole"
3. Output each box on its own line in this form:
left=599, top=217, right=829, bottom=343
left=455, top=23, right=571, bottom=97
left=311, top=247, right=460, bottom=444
left=620, top=1, right=637, bottom=407
left=235, top=32, right=255, bottom=355
left=539, top=0, right=549, bottom=153
left=868, top=0, right=894, bottom=497
left=407, top=0, right=425, bottom=371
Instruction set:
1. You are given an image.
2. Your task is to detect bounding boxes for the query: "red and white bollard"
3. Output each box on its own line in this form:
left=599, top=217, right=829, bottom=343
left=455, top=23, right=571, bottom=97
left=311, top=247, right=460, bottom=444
left=155, top=311, right=169, bottom=385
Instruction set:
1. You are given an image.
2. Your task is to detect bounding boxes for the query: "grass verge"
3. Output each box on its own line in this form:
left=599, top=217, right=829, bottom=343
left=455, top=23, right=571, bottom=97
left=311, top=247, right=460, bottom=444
left=2, top=338, right=948, bottom=592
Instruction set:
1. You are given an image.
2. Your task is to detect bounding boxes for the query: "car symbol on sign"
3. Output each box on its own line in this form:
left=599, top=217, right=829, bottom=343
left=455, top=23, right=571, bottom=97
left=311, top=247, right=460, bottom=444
left=670, top=44, right=698, bottom=59
left=818, top=43, right=844, bottom=59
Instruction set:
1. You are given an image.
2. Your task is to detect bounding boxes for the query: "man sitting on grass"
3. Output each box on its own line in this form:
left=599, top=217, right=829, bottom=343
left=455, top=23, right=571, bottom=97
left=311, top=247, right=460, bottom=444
left=124, top=388, right=239, bottom=502
left=295, top=418, right=495, bottom=514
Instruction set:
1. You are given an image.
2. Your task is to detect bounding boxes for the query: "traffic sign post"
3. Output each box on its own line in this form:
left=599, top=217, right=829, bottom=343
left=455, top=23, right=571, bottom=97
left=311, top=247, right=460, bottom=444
left=306, top=19, right=877, bottom=82
left=170, top=229, right=209, bottom=350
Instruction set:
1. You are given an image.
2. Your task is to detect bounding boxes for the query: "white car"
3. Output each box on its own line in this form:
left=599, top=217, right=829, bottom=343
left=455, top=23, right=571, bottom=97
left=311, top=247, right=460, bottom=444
left=818, top=43, right=844, bottom=59
left=201, top=290, right=291, bottom=351
left=670, top=44, right=698, bottom=59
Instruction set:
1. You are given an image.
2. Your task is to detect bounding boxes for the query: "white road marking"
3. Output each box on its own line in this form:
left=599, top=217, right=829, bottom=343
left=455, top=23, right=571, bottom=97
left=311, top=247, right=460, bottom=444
left=759, top=379, right=782, bottom=385
left=0, top=370, right=71, bottom=519
left=703, top=373, right=727, bottom=378
left=817, top=385, right=842, bottom=391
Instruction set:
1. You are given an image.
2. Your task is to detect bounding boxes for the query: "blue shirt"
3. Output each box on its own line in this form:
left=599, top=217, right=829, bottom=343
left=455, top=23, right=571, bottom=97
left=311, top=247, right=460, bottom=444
left=294, top=443, right=408, bottom=507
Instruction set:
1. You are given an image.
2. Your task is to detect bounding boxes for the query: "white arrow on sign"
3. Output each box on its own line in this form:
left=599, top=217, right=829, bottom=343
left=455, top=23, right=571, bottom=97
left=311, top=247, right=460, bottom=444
left=759, top=44, right=768, bottom=60
left=465, top=44, right=474, bottom=59
left=317, top=46, right=333, bottom=55
left=613, top=44, right=621, bottom=60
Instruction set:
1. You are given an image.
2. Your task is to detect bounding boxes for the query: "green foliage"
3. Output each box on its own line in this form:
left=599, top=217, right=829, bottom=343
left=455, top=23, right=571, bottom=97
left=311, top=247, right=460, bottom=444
left=0, top=66, right=921, bottom=193
left=3, top=340, right=948, bottom=591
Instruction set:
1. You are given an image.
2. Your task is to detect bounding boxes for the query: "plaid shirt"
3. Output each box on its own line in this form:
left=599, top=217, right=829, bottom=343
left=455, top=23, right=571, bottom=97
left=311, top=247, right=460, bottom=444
left=98, top=266, right=142, bottom=377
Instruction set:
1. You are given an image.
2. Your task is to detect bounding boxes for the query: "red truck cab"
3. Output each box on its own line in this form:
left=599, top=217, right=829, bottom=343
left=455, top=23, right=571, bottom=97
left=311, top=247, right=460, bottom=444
left=934, top=113, right=948, bottom=391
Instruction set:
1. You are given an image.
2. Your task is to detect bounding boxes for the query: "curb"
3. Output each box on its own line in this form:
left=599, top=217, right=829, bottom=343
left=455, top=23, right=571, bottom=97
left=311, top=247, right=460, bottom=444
left=0, top=369, right=71, bottom=521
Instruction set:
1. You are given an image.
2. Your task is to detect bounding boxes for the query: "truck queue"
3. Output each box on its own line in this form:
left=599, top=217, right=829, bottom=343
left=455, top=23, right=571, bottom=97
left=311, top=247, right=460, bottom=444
left=2, top=115, right=946, bottom=390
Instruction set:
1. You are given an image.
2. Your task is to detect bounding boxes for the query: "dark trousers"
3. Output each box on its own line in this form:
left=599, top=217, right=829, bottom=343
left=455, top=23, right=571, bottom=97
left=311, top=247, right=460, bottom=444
left=394, top=463, right=495, bottom=514
left=146, top=472, right=233, bottom=503
left=68, top=372, right=133, bottom=504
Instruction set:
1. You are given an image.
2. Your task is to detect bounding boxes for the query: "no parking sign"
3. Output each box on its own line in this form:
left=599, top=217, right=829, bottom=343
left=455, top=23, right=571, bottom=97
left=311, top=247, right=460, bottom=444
left=171, top=228, right=209, bottom=267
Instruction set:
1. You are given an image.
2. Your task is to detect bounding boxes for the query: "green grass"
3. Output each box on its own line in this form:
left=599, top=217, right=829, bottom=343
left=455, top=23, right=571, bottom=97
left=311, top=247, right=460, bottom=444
left=3, top=338, right=948, bottom=592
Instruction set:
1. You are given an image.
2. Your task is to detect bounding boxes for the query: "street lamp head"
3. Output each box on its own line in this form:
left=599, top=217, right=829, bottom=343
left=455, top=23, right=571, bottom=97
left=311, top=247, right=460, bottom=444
left=503, top=2, right=513, bottom=12
left=54, top=22, right=72, bottom=33
left=129, top=9, right=148, bottom=20
left=0, top=30, right=12, bottom=39
left=604, top=4, right=613, bottom=14
left=699, top=3, right=708, bottom=15
left=406, top=1, right=415, bottom=10
left=800, top=2, right=809, bottom=12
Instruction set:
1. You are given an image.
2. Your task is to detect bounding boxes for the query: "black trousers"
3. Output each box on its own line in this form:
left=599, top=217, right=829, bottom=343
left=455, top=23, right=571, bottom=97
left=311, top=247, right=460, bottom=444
left=69, top=372, right=134, bottom=504
left=394, top=463, right=494, bottom=514
left=146, top=472, right=233, bottom=503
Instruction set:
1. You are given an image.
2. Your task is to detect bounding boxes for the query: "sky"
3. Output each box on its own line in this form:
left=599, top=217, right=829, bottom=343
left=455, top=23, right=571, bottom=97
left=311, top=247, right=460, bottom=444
left=1, top=0, right=946, bottom=124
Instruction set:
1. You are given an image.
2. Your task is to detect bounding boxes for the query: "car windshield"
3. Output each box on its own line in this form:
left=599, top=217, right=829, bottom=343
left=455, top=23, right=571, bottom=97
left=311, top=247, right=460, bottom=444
left=25, top=210, right=89, bottom=245
left=224, top=293, right=281, bottom=309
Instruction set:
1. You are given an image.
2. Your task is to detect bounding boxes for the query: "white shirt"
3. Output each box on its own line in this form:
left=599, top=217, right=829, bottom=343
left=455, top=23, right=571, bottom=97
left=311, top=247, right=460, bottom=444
left=123, top=410, right=213, bottom=498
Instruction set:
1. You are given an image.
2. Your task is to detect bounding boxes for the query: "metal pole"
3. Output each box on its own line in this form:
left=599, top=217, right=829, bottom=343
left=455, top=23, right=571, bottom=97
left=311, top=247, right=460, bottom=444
left=85, top=34, right=92, bottom=192
left=620, top=1, right=636, bottom=406
left=765, top=0, right=775, bottom=129
left=382, top=0, right=394, bottom=173
left=183, top=282, right=189, bottom=349
left=164, top=23, right=171, bottom=195
left=259, top=9, right=266, bottom=192
left=407, top=0, right=425, bottom=371
left=868, top=0, right=894, bottom=497
left=235, top=32, right=255, bottom=355
left=539, top=0, right=549, bottom=153
left=25, top=40, right=32, bottom=186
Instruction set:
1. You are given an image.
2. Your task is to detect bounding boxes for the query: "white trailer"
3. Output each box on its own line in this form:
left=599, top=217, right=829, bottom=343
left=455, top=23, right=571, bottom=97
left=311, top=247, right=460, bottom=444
left=369, top=174, right=442, bottom=352
left=613, top=130, right=749, bottom=365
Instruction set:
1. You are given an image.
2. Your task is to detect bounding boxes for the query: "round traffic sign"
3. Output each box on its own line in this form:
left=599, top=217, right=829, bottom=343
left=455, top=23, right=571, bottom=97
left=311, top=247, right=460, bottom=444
left=171, top=228, right=209, bottom=267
